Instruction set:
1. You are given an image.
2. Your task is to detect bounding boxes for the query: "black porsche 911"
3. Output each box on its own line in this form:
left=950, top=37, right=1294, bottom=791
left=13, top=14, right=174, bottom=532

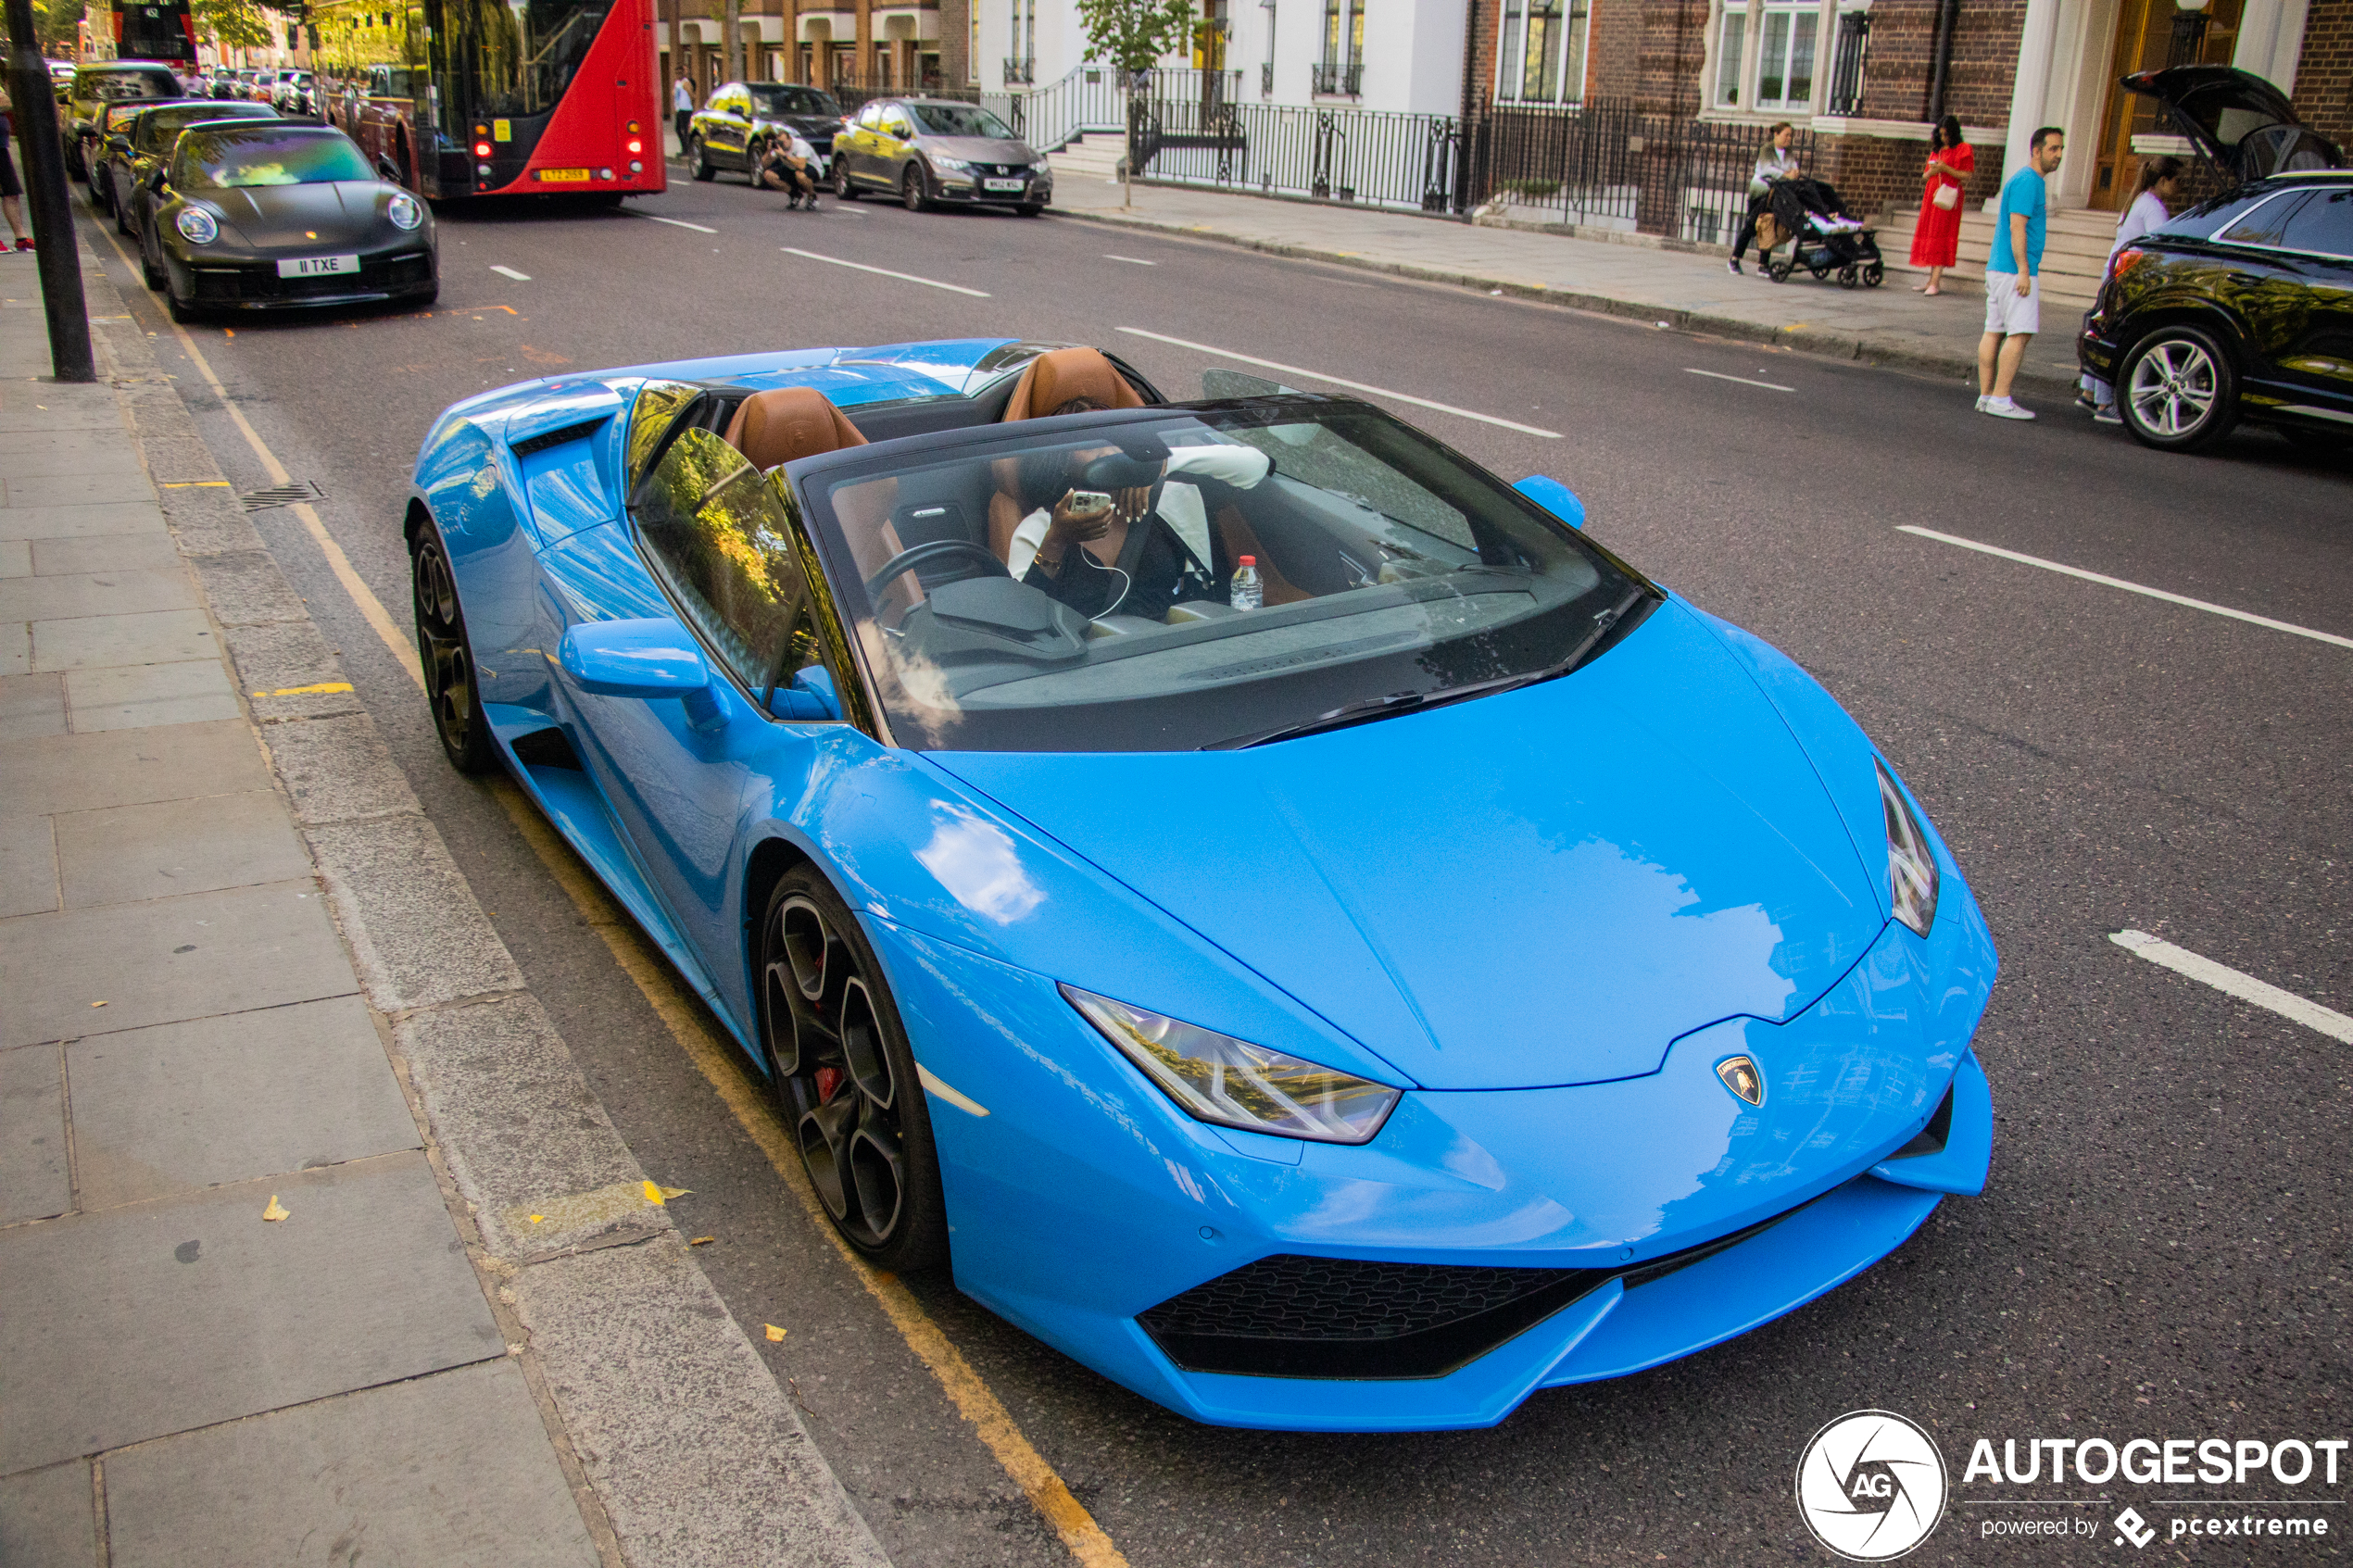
left=140, top=123, right=437, bottom=321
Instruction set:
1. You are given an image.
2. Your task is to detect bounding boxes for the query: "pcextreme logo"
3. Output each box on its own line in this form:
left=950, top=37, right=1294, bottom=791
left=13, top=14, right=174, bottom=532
left=1795, top=1410, right=1950, bottom=1562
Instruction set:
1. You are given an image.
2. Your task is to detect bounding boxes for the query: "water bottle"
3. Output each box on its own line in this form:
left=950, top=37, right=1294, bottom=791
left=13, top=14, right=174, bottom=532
left=1229, top=555, right=1263, bottom=611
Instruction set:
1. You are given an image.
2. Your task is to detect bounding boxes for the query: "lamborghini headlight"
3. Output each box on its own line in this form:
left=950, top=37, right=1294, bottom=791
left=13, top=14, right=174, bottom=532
left=386, top=193, right=423, bottom=231
left=1878, top=759, right=1940, bottom=938
left=175, top=207, right=218, bottom=244
left=1063, top=984, right=1401, bottom=1144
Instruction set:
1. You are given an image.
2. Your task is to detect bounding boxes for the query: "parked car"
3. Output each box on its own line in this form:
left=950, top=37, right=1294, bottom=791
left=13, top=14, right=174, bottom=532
left=340, top=64, right=422, bottom=186
left=402, top=340, right=1996, bottom=1433
left=48, top=59, right=78, bottom=103
left=139, top=122, right=435, bottom=321
left=271, top=70, right=317, bottom=117
left=831, top=96, right=1051, bottom=214
left=107, top=100, right=280, bottom=245
left=2078, top=66, right=2350, bottom=453
left=62, top=61, right=184, bottom=180
left=87, top=96, right=192, bottom=216
left=207, top=69, right=245, bottom=101
left=685, top=81, right=845, bottom=184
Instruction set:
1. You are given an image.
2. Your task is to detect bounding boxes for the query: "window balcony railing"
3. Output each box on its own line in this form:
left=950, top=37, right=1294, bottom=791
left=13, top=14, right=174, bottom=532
left=1311, top=61, right=1361, bottom=97
left=1003, top=56, right=1034, bottom=85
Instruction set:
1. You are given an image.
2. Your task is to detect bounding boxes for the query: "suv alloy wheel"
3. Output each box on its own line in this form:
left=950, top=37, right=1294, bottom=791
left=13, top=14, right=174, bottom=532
left=2120, top=325, right=2239, bottom=453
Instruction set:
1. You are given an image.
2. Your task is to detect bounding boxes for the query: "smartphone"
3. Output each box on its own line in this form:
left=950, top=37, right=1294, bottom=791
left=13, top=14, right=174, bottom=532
left=1067, top=489, right=1114, bottom=512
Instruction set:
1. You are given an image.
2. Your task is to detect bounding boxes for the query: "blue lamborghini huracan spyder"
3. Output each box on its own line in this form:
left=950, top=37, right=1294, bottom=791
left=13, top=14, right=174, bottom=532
left=406, top=338, right=1997, bottom=1431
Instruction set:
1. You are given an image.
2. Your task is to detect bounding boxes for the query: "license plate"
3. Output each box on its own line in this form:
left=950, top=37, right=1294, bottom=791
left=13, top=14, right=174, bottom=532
left=535, top=167, right=592, bottom=182
left=983, top=177, right=1026, bottom=192
left=276, top=255, right=358, bottom=278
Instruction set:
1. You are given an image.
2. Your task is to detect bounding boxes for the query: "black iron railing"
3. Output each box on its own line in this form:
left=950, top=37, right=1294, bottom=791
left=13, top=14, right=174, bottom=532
left=1310, top=62, right=1362, bottom=97
left=1467, top=100, right=1817, bottom=241
left=1002, top=57, right=1034, bottom=86
left=1827, top=11, right=1870, bottom=117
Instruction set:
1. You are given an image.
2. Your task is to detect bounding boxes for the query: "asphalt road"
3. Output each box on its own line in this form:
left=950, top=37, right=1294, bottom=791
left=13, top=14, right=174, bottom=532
left=76, top=167, right=2353, bottom=1565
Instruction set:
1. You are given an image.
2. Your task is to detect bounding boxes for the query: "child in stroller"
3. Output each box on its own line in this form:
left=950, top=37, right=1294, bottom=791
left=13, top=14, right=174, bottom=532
left=1757, top=176, right=1885, bottom=289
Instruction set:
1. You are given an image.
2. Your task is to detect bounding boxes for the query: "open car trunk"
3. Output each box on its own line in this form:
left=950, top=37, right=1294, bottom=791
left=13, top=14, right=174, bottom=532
left=2121, top=65, right=2345, bottom=185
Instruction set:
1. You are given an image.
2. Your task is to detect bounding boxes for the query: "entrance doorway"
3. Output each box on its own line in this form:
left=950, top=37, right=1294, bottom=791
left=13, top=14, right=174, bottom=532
left=2090, top=0, right=2243, bottom=208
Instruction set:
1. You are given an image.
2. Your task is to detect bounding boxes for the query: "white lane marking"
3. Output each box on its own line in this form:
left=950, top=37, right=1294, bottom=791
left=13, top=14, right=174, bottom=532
left=1899, top=526, right=2353, bottom=652
left=780, top=246, right=990, bottom=296
left=917, top=1064, right=992, bottom=1117
left=1116, top=328, right=1564, bottom=439
left=2110, top=931, right=2353, bottom=1045
left=490, top=265, right=532, bottom=281
left=635, top=213, right=719, bottom=233
left=1102, top=254, right=1156, bottom=265
left=1685, top=367, right=1794, bottom=392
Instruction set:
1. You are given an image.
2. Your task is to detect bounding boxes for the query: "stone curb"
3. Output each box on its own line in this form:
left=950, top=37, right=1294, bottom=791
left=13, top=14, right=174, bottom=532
left=72, top=240, right=892, bottom=1568
left=1053, top=202, right=2082, bottom=391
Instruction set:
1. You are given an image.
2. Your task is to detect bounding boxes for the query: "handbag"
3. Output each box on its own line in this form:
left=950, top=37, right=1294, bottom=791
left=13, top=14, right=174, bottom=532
left=1933, top=182, right=1961, bottom=211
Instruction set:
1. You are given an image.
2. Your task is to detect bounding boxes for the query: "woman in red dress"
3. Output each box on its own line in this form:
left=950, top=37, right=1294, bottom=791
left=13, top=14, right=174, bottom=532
left=1909, top=115, right=1972, bottom=295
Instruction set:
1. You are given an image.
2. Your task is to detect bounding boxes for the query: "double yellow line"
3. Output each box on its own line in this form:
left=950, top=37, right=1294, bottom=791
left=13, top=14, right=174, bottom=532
left=116, top=227, right=1128, bottom=1568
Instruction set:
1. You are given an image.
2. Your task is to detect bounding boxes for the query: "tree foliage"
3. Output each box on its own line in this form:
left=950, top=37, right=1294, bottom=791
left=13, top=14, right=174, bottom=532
left=196, top=0, right=278, bottom=52
left=1074, top=0, right=1194, bottom=75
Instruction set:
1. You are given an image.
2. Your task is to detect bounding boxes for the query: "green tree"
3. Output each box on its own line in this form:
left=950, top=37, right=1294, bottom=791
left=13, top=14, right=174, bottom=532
left=195, top=0, right=277, bottom=52
left=1073, top=0, right=1192, bottom=74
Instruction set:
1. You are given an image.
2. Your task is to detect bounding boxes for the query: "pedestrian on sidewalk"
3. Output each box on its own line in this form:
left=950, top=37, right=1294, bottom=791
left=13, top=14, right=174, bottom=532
left=2080, top=155, right=2184, bottom=424
left=673, top=75, right=695, bottom=151
left=0, top=83, right=34, bottom=251
left=1977, top=127, right=2064, bottom=420
left=1729, top=122, right=1799, bottom=276
left=1908, top=116, right=1972, bottom=295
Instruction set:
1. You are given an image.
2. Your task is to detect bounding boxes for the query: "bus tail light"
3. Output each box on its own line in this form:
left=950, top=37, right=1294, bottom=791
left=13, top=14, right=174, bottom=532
left=474, top=141, right=493, bottom=157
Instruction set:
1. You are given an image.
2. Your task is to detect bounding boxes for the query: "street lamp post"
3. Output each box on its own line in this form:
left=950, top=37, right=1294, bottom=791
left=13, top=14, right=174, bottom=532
left=4, top=0, right=96, bottom=382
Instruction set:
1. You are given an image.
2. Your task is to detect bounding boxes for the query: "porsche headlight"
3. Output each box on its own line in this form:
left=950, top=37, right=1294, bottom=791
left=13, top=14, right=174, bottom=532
left=175, top=207, right=218, bottom=244
left=1878, top=759, right=1940, bottom=938
left=386, top=193, right=423, bottom=231
left=1063, top=984, right=1401, bottom=1144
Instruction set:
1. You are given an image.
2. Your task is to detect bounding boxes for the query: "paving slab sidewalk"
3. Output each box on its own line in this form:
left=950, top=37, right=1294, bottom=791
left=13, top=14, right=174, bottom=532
left=1052, top=175, right=2086, bottom=389
left=0, top=227, right=887, bottom=1564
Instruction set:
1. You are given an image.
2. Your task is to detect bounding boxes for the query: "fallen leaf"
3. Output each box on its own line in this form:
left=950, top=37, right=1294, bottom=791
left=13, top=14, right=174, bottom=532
left=641, top=1181, right=691, bottom=1205
left=261, top=1195, right=290, bottom=1223
left=688, top=1236, right=715, bottom=1246
left=529, top=1214, right=546, bottom=1223
left=91, top=1000, right=107, bottom=1008
left=764, top=1323, right=786, bottom=1342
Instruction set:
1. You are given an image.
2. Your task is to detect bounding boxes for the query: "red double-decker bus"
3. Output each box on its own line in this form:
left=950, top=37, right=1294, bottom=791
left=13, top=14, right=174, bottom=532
left=323, top=0, right=664, bottom=202
left=111, top=0, right=198, bottom=65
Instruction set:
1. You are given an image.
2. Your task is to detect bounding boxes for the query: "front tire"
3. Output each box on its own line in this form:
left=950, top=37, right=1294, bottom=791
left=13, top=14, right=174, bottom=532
left=410, top=523, right=498, bottom=773
left=901, top=166, right=929, bottom=212
left=834, top=159, right=856, bottom=198
left=690, top=135, right=716, bottom=182
left=2120, top=325, right=2238, bottom=453
left=140, top=232, right=166, bottom=293
left=758, top=870, right=950, bottom=1273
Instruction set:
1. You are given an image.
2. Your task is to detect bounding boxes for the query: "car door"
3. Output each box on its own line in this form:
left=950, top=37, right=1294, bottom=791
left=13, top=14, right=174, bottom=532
left=877, top=105, right=916, bottom=188
left=2267, top=185, right=2353, bottom=421
left=714, top=87, right=752, bottom=167
left=844, top=100, right=883, bottom=184
left=547, top=424, right=847, bottom=1010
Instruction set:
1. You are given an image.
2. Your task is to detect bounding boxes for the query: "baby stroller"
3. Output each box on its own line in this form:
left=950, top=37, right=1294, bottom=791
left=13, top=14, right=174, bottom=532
left=1757, top=177, right=1885, bottom=289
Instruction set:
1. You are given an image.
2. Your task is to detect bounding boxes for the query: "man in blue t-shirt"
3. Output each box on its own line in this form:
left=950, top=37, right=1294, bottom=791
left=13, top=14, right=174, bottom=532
left=1977, top=126, right=2065, bottom=420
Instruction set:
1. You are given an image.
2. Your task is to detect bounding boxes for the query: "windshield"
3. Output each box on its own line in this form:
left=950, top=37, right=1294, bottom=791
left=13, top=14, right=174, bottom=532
left=909, top=103, right=1016, bottom=139
left=749, top=84, right=840, bottom=119
left=86, top=70, right=180, bottom=102
left=799, top=400, right=1646, bottom=752
left=177, top=129, right=372, bottom=187
left=138, top=105, right=273, bottom=153
left=448, top=0, right=615, bottom=119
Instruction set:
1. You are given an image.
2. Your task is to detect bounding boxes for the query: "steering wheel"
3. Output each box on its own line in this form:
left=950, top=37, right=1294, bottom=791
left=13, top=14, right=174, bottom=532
left=863, top=539, right=1009, bottom=600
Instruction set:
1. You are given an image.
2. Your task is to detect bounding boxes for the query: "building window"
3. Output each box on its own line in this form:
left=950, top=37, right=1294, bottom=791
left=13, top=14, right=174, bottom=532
left=1495, top=0, right=1588, bottom=104
left=1713, top=0, right=1745, bottom=107
left=1009, top=0, right=1035, bottom=83
left=1315, top=0, right=1362, bottom=96
left=1755, top=0, right=1818, bottom=111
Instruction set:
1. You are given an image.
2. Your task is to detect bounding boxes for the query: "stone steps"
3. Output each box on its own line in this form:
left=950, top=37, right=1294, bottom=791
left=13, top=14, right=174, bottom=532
left=1871, top=204, right=2120, bottom=307
left=1049, top=132, right=1127, bottom=183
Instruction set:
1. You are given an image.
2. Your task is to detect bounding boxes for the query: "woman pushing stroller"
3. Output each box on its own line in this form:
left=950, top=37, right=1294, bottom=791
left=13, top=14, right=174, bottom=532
left=1729, top=122, right=1800, bottom=276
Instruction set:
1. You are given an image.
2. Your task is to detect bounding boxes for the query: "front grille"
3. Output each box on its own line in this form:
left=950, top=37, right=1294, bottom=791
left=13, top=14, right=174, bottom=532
left=191, top=253, right=432, bottom=303
left=1139, top=1197, right=1825, bottom=1380
left=1139, top=1255, right=1610, bottom=1380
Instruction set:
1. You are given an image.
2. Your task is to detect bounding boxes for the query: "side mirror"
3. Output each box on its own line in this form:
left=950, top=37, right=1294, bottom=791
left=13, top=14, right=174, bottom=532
left=559, top=619, right=722, bottom=728
left=1513, top=475, right=1585, bottom=531
left=771, top=664, right=841, bottom=721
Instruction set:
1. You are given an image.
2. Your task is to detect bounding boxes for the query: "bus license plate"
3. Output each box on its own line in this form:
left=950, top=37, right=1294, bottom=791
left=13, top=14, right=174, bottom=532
left=983, top=177, right=1026, bottom=192
left=276, top=255, right=358, bottom=278
left=536, top=168, right=592, bottom=182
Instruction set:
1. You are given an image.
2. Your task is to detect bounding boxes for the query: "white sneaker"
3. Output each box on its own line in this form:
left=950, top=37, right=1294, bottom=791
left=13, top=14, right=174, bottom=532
left=1974, top=395, right=1990, bottom=413
left=1982, top=396, right=2035, bottom=420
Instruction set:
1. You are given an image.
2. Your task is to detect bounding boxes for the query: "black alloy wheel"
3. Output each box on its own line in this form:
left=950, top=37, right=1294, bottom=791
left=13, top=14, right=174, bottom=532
left=139, top=227, right=165, bottom=292
left=2119, top=325, right=2238, bottom=454
left=759, top=872, right=949, bottom=1272
left=745, top=138, right=766, bottom=185
left=834, top=158, right=856, bottom=198
left=410, top=525, right=497, bottom=773
left=901, top=165, right=929, bottom=212
left=690, top=135, right=716, bottom=182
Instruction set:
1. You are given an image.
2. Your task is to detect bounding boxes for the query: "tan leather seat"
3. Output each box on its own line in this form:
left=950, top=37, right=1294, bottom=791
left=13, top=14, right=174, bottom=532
left=999, top=346, right=1147, bottom=421
left=724, top=386, right=868, bottom=470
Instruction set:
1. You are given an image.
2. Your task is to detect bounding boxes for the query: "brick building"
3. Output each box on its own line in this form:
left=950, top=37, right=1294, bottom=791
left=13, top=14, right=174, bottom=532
left=654, top=0, right=971, bottom=104
left=1464, top=0, right=2352, bottom=220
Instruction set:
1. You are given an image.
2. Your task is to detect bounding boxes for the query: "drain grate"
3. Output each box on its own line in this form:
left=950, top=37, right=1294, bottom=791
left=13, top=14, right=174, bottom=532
left=241, top=482, right=325, bottom=513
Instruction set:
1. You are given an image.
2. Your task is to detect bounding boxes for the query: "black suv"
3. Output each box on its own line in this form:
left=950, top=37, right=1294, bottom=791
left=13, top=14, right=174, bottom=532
left=2079, top=67, right=2349, bottom=454
left=686, top=82, right=845, bottom=183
